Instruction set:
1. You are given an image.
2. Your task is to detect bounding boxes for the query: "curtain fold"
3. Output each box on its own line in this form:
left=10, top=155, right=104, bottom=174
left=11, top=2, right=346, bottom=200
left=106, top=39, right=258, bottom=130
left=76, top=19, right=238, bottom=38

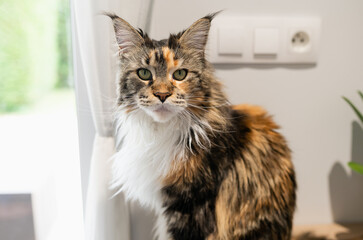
left=72, top=0, right=153, bottom=239
left=84, top=135, right=130, bottom=240
left=72, top=0, right=128, bottom=239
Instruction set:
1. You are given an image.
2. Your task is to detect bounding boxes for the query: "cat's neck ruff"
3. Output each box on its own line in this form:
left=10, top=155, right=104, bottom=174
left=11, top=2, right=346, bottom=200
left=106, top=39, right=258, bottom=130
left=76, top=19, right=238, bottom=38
left=111, top=108, right=205, bottom=210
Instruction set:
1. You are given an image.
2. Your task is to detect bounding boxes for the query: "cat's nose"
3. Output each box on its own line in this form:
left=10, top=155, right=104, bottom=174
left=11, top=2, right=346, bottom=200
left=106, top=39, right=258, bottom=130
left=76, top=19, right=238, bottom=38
left=153, top=92, right=171, bottom=103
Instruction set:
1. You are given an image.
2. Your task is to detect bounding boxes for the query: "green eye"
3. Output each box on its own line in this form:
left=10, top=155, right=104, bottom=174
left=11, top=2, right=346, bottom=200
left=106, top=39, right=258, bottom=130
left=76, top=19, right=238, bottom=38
left=172, top=69, right=188, bottom=81
left=137, top=68, right=152, bottom=80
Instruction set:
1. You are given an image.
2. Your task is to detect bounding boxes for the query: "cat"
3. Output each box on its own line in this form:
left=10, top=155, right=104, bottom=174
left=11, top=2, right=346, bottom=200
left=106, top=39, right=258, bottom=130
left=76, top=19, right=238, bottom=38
left=107, top=12, right=296, bottom=240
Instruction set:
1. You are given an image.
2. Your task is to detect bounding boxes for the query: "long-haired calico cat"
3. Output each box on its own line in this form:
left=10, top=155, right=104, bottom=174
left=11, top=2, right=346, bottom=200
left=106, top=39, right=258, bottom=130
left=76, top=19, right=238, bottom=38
left=107, top=12, right=296, bottom=240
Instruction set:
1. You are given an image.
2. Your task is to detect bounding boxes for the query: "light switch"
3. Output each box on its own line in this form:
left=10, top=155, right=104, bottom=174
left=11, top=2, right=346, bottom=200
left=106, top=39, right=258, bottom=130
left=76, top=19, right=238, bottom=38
left=218, top=27, right=243, bottom=55
left=207, top=16, right=321, bottom=63
left=254, top=28, right=279, bottom=55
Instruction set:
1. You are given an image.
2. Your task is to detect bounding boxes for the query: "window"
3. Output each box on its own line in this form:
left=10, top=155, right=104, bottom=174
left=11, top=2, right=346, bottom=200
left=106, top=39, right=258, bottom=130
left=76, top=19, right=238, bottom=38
left=0, top=0, right=84, bottom=239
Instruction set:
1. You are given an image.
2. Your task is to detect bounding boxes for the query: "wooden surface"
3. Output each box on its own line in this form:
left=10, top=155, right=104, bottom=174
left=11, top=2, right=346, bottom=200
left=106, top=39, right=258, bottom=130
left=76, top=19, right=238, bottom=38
left=292, top=223, right=363, bottom=240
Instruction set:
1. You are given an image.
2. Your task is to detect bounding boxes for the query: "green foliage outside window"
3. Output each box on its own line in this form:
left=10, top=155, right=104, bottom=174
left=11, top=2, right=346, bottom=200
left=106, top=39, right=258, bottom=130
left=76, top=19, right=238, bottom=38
left=0, top=0, right=71, bottom=113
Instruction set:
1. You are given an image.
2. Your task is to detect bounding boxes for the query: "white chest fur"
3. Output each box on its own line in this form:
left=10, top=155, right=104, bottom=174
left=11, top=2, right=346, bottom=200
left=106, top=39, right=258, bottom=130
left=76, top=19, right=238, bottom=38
left=111, top=109, right=190, bottom=210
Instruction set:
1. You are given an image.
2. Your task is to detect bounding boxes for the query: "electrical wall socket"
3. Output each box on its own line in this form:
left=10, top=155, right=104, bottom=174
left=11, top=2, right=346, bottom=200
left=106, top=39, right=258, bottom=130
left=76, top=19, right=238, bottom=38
left=207, top=15, right=321, bottom=64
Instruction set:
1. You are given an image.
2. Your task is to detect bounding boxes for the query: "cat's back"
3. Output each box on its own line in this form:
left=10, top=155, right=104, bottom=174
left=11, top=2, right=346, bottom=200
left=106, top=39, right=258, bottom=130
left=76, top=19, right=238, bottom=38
left=232, top=104, right=280, bottom=135
left=230, top=104, right=291, bottom=157
left=211, top=104, right=296, bottom=239
left=229, top=104, right=295, bottom=190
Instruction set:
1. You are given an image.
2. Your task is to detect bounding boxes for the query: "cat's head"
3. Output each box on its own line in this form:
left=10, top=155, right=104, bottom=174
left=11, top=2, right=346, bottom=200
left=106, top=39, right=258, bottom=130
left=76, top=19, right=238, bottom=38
left=107, top=13, right=219, bottom=123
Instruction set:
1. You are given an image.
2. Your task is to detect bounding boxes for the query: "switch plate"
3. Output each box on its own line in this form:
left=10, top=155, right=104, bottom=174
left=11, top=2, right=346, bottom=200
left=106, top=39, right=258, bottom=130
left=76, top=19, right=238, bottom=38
left=218, top=27, right=244, bottom=55
left=207, top=15, right=321, bottom=64
left=254, top=28, right=279, bottom=55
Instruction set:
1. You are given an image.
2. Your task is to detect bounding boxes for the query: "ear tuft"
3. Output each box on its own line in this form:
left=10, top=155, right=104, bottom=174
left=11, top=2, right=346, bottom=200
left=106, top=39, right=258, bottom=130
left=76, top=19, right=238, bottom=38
left=104, top=12, right=144, bottom=53
left=202, top=11, right=222, bottom=22
left=103, top=12, right=119, bottom=20
left=179, top=11, right=221, bottom=52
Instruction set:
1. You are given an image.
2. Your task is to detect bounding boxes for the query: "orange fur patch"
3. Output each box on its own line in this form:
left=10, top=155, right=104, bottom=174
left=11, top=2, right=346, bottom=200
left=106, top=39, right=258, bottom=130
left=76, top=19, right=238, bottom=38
left=162, top=154, right=206, bottom=188
left=233, top=104, right=280, bottom=131
left=162, top=47, right=178, bottom=71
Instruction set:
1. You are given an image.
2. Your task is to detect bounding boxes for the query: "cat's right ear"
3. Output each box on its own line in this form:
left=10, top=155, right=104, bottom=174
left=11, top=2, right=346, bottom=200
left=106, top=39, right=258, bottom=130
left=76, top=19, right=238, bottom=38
left=105, top=13, right=144, bottom=53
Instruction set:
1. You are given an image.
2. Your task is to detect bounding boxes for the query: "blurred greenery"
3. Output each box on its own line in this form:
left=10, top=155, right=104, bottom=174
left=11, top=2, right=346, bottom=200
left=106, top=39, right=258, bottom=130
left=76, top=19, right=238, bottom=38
left=343, top=90, right=363, bottom=175
left=56, top=0, right=72, bottom=88
left=0, top=0, right=71, bottom=113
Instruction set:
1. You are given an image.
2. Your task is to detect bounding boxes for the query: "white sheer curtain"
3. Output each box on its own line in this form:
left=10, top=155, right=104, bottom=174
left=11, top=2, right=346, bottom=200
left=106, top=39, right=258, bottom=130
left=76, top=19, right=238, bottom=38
left=71, top=0, right=154, bottom=239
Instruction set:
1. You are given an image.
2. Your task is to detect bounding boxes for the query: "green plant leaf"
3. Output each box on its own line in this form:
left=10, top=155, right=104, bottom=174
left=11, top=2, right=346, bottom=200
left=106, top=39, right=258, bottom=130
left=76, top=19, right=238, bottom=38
left=358, top=90, right=363, bottom=102
left=348, top=162, right=363, bottom=175
left=342, top=96, right=363, bottom=124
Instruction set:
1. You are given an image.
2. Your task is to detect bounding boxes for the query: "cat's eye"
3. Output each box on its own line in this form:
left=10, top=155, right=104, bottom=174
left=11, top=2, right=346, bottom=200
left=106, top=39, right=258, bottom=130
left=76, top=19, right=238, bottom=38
left=172, top=69, right=188, bottom=81
left=137, top=68, right=152, bottom=80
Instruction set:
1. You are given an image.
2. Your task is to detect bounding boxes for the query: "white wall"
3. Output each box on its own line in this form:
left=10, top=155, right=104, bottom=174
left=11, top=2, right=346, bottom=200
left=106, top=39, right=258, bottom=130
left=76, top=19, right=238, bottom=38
left=145, top=0, right=363, bottom=225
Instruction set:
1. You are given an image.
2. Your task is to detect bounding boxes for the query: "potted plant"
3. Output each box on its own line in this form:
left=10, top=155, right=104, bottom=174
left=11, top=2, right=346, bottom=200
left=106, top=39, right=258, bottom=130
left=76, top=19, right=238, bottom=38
left=343, top=90, right=363, bottom=175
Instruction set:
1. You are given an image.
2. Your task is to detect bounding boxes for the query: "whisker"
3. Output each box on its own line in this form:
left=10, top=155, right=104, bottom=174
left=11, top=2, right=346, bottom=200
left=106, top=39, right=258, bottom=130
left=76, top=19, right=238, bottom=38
left=186, top=103, right=209, bottom=112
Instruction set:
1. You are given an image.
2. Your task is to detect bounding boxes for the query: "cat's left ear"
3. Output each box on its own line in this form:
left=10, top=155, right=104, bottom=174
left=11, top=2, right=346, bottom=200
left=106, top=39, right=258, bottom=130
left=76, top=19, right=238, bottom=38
left=179, top=12, right=219, bottom=52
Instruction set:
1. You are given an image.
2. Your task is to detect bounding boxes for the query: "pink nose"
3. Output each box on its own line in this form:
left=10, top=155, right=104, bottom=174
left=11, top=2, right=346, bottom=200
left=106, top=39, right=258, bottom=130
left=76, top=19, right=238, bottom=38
left=153, top=92, right=171, bottom=103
